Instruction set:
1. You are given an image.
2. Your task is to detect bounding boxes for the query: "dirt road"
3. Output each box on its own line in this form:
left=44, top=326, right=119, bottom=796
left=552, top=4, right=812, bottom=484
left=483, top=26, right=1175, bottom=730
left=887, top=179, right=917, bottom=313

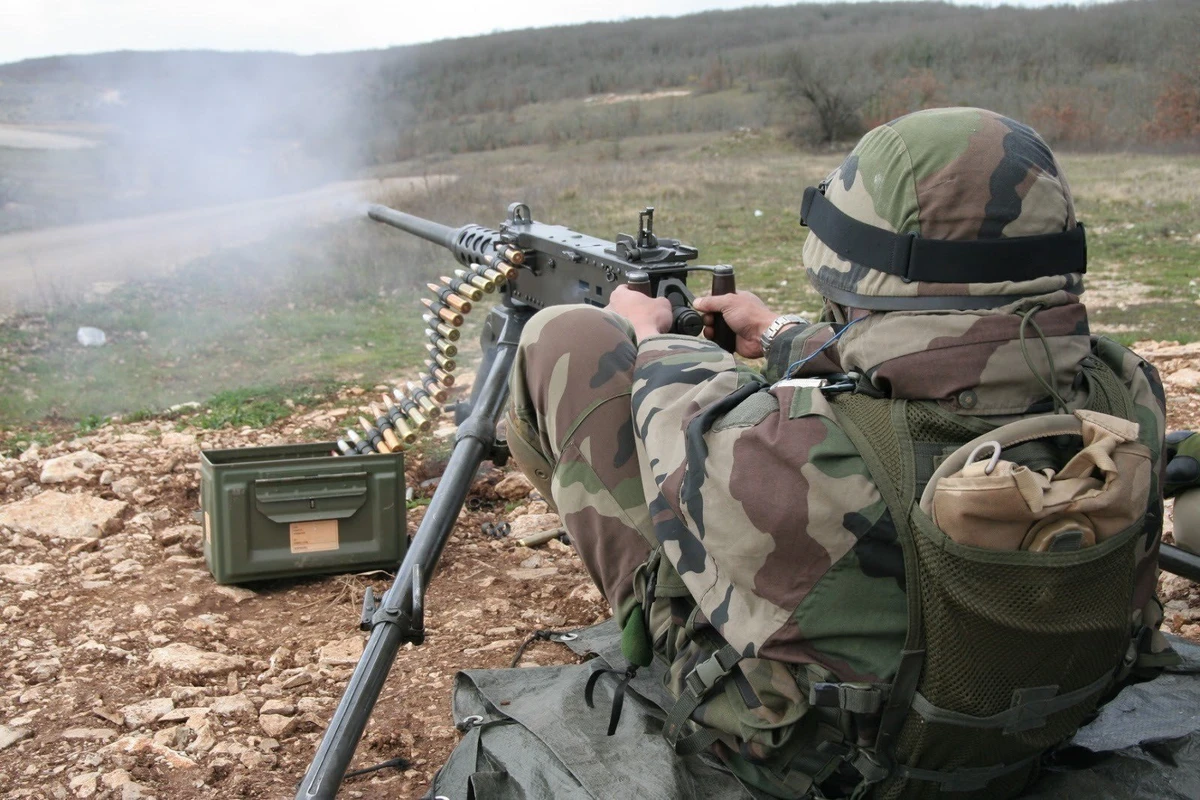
left=0, top=124, right=98, bottom=150
left=0, top=175, right=449, bottom=312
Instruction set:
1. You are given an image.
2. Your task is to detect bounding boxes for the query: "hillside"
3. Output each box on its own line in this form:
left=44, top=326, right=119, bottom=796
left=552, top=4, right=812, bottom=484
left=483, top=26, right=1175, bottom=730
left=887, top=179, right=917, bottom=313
left=1, top=1, right=1196, bottom=152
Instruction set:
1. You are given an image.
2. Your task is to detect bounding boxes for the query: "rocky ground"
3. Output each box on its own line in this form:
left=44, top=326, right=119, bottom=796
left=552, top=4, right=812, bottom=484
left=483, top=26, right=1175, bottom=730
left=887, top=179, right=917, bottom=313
left=1, top=343, right=1199, bottom=800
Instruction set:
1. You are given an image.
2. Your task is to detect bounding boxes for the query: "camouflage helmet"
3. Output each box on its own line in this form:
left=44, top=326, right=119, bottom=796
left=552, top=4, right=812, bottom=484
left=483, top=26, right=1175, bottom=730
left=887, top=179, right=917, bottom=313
left=802, top=107, right=1085, bottom=311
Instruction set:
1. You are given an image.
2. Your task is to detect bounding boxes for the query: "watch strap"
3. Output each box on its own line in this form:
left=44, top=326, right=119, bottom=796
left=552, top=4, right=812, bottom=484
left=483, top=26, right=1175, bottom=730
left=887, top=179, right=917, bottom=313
left=760, top=315, right=807, bottom=354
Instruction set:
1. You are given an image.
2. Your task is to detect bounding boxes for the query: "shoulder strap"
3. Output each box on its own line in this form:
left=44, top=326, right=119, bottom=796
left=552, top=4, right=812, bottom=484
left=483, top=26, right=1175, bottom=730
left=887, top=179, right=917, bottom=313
left=825, top=394, right=927, bottom=771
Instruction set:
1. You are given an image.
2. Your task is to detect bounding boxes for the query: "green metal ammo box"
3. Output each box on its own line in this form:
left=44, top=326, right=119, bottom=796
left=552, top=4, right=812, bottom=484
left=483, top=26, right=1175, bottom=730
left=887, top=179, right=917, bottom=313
left=199, top=442, right=406, bottom=584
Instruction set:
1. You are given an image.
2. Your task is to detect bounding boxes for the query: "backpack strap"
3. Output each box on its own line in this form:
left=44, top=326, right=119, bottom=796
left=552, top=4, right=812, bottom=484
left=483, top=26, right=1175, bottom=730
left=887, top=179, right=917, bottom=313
left=662, top=642, right=742, bottom=753
left=826, top=393, right=928, bottom=777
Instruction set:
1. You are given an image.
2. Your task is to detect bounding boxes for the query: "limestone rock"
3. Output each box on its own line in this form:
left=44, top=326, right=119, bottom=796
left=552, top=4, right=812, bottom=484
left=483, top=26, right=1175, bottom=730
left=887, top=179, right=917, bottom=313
left=0, top=491, right=126, bottom=540
left=212, top=585, right=257, bottom=604
left=120, top=698, right=174, bottom=728
left=318, top=637, right=364, bottom=667
left=68, top=771, right=100, bottom=798
left=494, top=473, right=534, bottom=500
left=506, top=567, right=560, bottom=581
left=157, top=706, right=209, bottom=724
left=100, top=769, right=153, bottom=799
left=62, top=728, right=118, bottom=741
left=186, top=721, right=217, bottom=755
left=110, top=734, right=198, bottom=769
left=111, top=476, right=139, bottom=499
left=258, top=713, right=296, bottom=738
left=0, top=724, right=33, bottom=751
left=509, top=513, right=562, bottom=539
left=39, top=450, right=104, bottom=484
left=259, top=698, right=295, bottom=716
left=24, top=656, right=62, bottom=682
left=280, top=671, right=313, bottom=689
left=1166, top=368, right=1200, bottom=390
left=0, top=563, right=52, bottom=585
left=210, top=693, right=257, bottom=717
left=148, top=643, right=248, bottom=677
left=160, top=432, right=197, bottom=448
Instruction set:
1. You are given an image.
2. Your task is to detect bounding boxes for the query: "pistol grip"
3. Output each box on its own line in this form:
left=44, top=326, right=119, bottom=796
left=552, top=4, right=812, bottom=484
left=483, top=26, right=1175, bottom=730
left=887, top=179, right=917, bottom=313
left=626, top=270, right=652, bottom=296
left=710, top=266, right=737, bottom=353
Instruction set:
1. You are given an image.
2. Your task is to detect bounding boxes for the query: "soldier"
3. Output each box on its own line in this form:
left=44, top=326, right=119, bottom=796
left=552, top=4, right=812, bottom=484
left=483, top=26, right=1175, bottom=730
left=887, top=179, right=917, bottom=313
left=505, top=107, right=1174, bottom=798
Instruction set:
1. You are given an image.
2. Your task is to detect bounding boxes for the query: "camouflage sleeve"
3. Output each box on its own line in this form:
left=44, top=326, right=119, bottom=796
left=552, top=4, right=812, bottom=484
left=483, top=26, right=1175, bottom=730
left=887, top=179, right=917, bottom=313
left=763, top=323, right=840, bottom=382
left=630, top=334, right=904, bottom=674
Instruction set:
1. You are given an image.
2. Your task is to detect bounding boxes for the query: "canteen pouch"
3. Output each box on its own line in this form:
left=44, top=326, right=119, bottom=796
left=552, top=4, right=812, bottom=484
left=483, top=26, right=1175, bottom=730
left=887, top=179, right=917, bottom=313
left=920, top=409, right=1152, bottom=552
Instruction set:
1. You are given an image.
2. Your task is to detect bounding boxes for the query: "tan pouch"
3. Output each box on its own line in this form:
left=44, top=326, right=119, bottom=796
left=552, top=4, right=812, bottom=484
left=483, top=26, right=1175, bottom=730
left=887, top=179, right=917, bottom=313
left=919, top=409, right=1152, bottom=551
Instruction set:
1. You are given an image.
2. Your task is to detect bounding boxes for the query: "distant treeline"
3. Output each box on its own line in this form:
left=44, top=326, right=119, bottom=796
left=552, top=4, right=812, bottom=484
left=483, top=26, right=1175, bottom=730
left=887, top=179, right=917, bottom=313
left=1, top=1, right=1197, bottom=171
left=364, top=0, right=1199, bottom=156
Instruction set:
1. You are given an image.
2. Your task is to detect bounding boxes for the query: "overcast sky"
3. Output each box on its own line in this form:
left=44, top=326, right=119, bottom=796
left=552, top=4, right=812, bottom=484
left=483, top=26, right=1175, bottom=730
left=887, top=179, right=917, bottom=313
left=1, top=0, right=1115, bottom=65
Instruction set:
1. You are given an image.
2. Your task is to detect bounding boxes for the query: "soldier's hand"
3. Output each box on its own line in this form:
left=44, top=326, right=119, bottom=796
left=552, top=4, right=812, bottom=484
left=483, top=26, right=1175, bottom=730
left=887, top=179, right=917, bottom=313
left=693, top=291, right=777, bottom=358
left=607, top=285, right=673, bottom=342
left=1166, top=431, right=1200, bottom=497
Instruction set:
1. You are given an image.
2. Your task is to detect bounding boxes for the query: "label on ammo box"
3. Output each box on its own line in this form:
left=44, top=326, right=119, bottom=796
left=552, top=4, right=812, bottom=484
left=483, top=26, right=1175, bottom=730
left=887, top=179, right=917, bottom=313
left=289, top=520, right=340, bottom=553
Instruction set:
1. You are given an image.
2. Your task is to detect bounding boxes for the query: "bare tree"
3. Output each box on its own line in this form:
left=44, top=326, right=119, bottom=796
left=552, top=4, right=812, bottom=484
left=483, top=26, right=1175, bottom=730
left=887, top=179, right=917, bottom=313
left=777, top=50, right=870, bottom=145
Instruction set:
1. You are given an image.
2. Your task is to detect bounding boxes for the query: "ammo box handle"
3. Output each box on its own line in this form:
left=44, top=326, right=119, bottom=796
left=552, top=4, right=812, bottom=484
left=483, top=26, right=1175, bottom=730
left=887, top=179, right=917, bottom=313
left=254, top=472, right=369, bottom=523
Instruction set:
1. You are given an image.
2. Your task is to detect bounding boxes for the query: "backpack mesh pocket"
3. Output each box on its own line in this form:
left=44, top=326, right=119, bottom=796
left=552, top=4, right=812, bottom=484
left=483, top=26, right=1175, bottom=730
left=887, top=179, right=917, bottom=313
left=876, top=511, right=1139, bottom=800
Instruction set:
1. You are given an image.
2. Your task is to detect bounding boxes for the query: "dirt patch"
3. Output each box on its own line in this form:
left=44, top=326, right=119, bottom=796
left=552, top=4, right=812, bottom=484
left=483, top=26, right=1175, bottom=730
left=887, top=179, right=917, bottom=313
left=1083, top=276, right=1157, bottom=310
left=0, top=387, right=605, bottom=799
left=584, top=89, right=692, bottom=105
left=1, top=346, right=1199, bottom=799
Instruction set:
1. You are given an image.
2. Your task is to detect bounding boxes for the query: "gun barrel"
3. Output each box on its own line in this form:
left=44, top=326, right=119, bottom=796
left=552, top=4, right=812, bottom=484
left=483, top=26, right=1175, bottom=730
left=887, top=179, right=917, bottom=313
left=367, top=204, right=458, bottom=249
left=367, top=204, right=502, bottom=267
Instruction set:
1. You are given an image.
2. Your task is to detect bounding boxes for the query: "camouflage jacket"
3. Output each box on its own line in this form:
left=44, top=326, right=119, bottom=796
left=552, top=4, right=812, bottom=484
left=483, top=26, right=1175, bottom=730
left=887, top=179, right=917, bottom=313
left=631, top=290, right=1167, bottom=687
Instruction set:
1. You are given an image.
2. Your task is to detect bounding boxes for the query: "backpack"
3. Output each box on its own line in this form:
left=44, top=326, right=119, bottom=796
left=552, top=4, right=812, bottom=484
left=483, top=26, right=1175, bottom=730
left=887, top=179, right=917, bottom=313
left=613, top=338, right=1174, bottom=799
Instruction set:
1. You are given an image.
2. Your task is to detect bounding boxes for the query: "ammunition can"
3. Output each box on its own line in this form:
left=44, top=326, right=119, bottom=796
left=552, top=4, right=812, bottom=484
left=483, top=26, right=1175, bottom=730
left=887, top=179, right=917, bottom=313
left=200, top=443, right=407, bottom=584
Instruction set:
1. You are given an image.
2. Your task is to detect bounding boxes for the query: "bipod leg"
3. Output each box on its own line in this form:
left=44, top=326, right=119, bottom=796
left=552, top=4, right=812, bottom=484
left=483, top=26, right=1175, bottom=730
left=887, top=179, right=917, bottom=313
left=295, top=306, right=532, bottom=800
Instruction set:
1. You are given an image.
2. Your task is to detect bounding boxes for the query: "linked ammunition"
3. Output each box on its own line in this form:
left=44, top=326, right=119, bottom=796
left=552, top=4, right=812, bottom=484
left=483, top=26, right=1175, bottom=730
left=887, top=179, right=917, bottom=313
left=408, top=381, right=441, bottom=418
left=426, top=346, right=455, bottom=372
left=426, top=361, right=454, bottom=387
left=368, top=404, right=404, bottom=451
left=379, top=396, right=418, bottom=444
left=425, top=329, right=458, bottom=357
left=426, top=283, right=471, bottom=314
left=477, top=265, right=507, bottom=286
left=421, top=298, right=464, bottom=327
left=334, top=439, right=354, bottom=456
left=392, top=388, right=431, bottom=430
left=497, top=245, right=525, bottom=266
left=345, top=429, right=375, bottom=455
left=358, top=416, right=393, bottom=454
left=422, top=313, right=460, bottom=342
left=440, top=275, right=483, bottom=302
left=471, top=254, right=516, bottom=282
left=455, top=268, right=494, bottom=293
left=421, top=375, right=449, bottom=403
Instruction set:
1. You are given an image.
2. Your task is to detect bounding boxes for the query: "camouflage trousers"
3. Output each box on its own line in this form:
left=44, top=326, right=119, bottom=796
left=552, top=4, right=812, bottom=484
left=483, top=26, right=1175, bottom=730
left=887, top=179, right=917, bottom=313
left=506, top=305, right=652, bottom=622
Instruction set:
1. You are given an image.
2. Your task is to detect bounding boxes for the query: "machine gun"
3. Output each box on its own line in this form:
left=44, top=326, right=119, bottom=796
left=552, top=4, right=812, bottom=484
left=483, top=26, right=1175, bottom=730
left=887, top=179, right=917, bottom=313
left=297, top=201, right=1200, bottom=798
left=295, top=203, right=738, bottom=799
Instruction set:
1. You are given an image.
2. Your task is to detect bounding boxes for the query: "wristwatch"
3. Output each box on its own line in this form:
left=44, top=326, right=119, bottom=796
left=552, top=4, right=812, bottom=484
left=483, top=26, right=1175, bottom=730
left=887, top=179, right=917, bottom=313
left=759, top=315, right=807, bottom=354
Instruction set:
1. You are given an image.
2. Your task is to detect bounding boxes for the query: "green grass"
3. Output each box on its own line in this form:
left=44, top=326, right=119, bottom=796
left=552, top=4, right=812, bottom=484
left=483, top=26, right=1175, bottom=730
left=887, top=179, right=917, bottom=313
left=2, top=134, right=1197, bottom=441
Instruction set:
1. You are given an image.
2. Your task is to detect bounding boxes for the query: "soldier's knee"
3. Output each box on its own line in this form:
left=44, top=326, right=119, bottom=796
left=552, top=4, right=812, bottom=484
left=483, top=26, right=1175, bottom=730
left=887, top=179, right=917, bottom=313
left=1175, top=489, right=1200, bottom=554
left=518, top=305, right=634, bottom=359
left=521, top=304, right=626, bottom=344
